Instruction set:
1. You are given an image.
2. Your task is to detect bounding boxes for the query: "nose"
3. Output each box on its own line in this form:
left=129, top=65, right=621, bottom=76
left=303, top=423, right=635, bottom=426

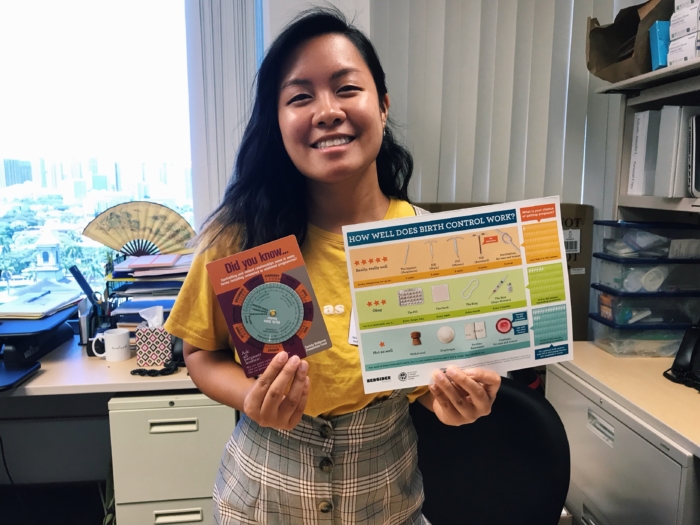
left=312, top=92, right=345, bottom=127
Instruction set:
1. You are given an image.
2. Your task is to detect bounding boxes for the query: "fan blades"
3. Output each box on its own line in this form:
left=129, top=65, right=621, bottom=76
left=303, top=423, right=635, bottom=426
left=82, top=201, right=195, bottom=255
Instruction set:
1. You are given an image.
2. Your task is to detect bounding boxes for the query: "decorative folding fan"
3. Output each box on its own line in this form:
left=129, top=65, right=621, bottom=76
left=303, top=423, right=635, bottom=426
left=82, top=201, right=195, bottom=256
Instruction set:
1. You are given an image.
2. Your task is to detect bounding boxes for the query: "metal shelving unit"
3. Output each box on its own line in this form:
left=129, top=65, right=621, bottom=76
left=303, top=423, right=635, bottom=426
left=599, top=58, right=700, bottom=222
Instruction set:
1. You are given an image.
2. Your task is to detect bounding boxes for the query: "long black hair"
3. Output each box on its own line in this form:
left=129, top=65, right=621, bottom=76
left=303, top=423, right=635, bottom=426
left=200, top=7, right=413, bottom=251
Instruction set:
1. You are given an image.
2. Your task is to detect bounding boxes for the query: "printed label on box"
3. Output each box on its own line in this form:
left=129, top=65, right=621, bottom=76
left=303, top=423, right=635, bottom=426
left=564, top=229, right=581, bottom=254
left=669, top=239, right=700, bottom=258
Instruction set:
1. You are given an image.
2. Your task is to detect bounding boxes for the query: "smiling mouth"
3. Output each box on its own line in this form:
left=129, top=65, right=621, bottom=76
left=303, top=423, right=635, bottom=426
left=312, top=137, right=354, bottom=149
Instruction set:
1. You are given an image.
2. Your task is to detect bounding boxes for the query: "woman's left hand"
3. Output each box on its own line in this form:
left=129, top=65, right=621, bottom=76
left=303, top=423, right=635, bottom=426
left=420, top=366, right=501, bottom=426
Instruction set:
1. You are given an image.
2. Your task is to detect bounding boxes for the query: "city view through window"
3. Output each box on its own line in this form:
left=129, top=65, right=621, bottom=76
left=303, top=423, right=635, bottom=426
left=0, top=1, right=193, bottom=303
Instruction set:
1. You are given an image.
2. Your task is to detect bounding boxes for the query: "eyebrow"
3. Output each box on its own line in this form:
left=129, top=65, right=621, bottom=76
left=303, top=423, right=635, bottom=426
left=280, top=67, right=361, bottom=90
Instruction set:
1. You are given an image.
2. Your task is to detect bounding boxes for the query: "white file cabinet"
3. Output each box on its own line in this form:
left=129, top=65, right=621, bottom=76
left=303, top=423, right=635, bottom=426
left=547, top=364, right=699, bottom=525
left=108, top=392, right=236, bottom=525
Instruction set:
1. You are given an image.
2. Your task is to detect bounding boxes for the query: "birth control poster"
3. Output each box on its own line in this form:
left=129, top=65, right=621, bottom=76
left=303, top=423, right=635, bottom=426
left=342, top=197, right=574, bottom=393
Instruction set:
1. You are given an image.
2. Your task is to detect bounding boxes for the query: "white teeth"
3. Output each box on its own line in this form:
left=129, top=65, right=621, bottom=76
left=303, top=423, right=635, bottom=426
left=315, top=137, right=351, bottom=149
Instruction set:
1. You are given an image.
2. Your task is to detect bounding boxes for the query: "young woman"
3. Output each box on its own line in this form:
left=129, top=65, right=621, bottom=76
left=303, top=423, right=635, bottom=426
left=165, top=9, right=500, bottom=525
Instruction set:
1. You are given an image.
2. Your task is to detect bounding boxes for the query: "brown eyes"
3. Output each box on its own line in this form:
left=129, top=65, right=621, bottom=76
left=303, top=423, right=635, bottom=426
left=287, top=93, right=311, bottom=104
left=285, top=85, right=362, bottom=106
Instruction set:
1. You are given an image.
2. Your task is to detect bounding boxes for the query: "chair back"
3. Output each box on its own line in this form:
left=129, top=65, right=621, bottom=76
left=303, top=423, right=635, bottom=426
left=410, top=377, right=570, bottom=525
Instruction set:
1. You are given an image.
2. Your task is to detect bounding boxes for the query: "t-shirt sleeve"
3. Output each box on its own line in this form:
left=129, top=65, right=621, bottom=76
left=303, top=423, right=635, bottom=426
left=164, top=242, right=233, bottom=351
left=406, top=386, right=430, bottom=403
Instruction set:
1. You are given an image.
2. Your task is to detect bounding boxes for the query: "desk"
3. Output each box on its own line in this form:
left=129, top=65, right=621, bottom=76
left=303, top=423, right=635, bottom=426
left=557, top=342, right=700, bottom=457
left=547, top=342, right=700, bottom=525
left=1, top=335, right=196, bottom=397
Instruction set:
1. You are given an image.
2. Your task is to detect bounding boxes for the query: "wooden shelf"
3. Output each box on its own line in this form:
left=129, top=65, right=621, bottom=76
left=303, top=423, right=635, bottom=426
left=596, top=57, right=700, bottom=95
left=618, top=194, right=700, bottom=212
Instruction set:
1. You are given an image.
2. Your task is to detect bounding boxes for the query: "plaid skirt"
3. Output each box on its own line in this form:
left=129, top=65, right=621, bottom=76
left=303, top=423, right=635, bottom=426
left=213, top=392, right=430, bottom=525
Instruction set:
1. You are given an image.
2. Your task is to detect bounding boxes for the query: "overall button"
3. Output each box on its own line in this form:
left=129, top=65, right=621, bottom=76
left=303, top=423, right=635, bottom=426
left=318, top=500, right=332, bottom=513
left=319, top=457, right=334, bottom=473
left=319, top=425, right=332, bottom=439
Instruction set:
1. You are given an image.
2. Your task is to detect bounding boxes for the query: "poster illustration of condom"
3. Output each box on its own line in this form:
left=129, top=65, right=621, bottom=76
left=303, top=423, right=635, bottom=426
left=342, top=196, right=574, bottom=393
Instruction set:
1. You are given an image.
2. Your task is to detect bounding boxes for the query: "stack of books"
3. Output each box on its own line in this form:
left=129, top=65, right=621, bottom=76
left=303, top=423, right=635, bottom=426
left=107, top=254, right=193, bottom=331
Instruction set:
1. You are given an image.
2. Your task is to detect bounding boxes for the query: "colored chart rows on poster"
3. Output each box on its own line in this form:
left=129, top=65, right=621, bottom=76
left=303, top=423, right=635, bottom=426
left=343, top=197, right=574, bottom=393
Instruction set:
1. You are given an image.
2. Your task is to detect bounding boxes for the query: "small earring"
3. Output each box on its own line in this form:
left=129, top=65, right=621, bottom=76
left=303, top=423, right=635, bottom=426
left=383, top=128, right=386, bottom=137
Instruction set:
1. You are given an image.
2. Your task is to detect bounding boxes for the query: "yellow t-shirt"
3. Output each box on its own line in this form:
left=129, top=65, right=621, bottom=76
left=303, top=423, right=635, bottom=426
left=165, top=198, right=428, bottom=417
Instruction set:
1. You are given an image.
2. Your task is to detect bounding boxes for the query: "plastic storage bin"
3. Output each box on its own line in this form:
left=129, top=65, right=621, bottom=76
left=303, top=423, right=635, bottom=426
left=594, top=220, right=700, bottom=259
left=589, top=313, right=687, bottom=357
left=594, top=253, right=700, bottom=292
left=592, top=283, right=700, bottom=325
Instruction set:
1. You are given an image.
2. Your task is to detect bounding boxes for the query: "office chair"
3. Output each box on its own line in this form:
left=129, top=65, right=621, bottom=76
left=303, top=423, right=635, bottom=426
left=410, top=376, right=570, bottom=525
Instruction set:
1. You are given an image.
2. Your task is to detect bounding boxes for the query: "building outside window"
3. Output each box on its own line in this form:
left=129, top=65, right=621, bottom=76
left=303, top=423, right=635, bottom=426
left=0, top=1, right=193, bottom=303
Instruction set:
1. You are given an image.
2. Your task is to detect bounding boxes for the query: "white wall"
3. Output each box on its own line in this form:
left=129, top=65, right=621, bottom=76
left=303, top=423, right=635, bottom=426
left=262, top=0, right=617, bottom=210
left=188, top=0, right=258, bottom=230
left=263, top=0, right=370, bottom=46
left=192, top=0, right=619, bottom=222
left=371, top=0, right=606, bottom=206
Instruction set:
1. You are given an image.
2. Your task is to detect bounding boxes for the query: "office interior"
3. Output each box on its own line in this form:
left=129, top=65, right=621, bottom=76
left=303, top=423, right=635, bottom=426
left=1, top=0, right=699, bottom=524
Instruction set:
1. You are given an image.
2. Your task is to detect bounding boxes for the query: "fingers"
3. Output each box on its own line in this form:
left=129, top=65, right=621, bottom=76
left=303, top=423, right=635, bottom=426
left=287, top=376, right=311, bottom=429
left=431, top=370, right=478, bottom=421
left=459, top=367, right=501, bottom=399
left=259, top=354, right=304, bottom=416
left=428, top=375, right=465, bottom=424
left=244, top=352, right=310, bottom=430
left=277, top=360, right=310, bottom=421
left=430, top=366, right=501, bottom=424
left=247, top=351, right=292, bottom=409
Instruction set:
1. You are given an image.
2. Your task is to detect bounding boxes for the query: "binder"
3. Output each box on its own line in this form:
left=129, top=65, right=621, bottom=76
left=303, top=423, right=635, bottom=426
left=653, top=105, right=700, bottom=197
left=627, top=110, right=660, bottom=195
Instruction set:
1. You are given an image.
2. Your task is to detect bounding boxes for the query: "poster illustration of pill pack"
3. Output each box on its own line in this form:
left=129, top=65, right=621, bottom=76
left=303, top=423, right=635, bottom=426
left=343, top=196, right=573, bottom=393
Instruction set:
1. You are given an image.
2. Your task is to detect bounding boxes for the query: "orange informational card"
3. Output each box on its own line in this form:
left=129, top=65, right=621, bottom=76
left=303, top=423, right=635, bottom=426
left=206, top=235, right=332, bottom=377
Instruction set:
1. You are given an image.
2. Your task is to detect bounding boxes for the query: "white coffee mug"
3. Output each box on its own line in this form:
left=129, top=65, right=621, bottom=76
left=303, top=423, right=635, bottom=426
left=92, top=328, right=131, bottom=362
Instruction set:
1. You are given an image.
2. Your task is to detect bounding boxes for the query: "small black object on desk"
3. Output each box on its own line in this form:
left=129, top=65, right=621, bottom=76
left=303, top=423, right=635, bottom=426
left=664, top=323, right=700, bottom=392
left=0, top=305, right=78, bottom=391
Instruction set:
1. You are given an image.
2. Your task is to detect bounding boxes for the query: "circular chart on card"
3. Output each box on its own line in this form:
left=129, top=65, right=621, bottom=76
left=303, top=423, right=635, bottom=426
left=231, top=273, right=314, bottom=353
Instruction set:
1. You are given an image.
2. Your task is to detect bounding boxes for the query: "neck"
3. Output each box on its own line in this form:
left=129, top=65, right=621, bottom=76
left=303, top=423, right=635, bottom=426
left=307, top=168, right=391, bottom=234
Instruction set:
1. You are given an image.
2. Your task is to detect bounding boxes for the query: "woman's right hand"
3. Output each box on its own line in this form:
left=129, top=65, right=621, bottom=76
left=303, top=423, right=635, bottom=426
left=242, top=351, right=310, bottom=430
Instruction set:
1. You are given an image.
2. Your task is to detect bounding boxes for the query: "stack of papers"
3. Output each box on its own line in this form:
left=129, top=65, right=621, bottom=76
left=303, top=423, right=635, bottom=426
left=107, top=254, right=191, bottom=324
left=111, top=254, right=193, bottom=280
left=111, top=298, right=176, bottom=316
left=0, top=289, right=83, bottom=319
left=113, top=281, right=184, bottom=297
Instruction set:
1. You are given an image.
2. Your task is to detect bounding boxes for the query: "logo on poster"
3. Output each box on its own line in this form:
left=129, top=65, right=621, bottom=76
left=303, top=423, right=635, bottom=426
left=398, top=372, right=407, bottom=381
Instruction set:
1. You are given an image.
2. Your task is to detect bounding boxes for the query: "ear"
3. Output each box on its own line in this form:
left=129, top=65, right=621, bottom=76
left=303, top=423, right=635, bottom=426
left=381, top=94, right=390, bottom=126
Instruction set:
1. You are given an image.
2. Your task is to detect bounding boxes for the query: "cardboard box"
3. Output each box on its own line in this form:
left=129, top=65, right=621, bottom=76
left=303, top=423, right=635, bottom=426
left=560, top=204, right=594, bottom=341
left=587, top=0, right=674, bottom=82
left=415, top=202, right=594, bottom=341
left=667, top=31, right=700, bottom=65
left=670, top=3, right=700, bottom=40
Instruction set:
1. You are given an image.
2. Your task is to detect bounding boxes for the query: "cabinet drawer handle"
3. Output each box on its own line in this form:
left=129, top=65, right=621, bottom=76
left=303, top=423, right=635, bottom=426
left=587, top=409, right=614, bottom=447
left=149, top=418, right=198, bottom=434
left=153, top=507, right=203, bottom=523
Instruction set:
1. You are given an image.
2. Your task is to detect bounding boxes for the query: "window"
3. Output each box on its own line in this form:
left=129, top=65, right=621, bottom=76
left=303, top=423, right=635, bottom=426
left=0, top=1, right=193, bottom=301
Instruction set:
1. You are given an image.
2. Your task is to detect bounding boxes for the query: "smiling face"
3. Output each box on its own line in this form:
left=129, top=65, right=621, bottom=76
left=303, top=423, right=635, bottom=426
left=277, top=33, right=389, bottom=186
